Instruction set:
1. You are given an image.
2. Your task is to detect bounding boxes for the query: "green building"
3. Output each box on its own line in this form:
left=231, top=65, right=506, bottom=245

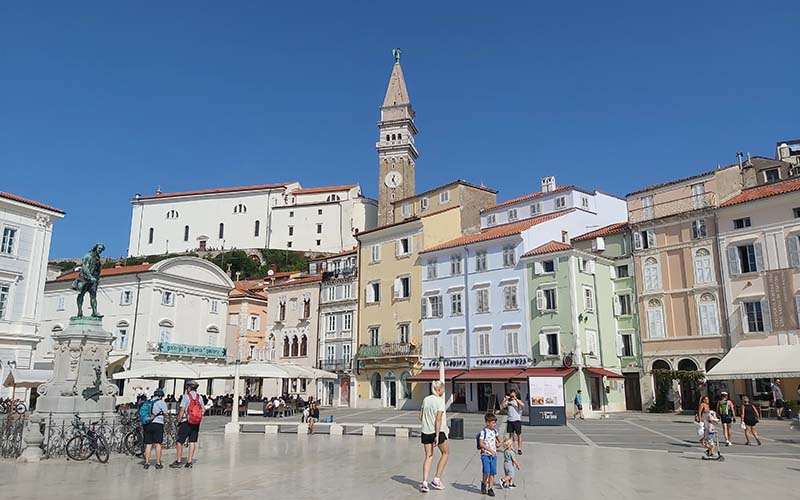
left=522, top=223, right=643, bottom=416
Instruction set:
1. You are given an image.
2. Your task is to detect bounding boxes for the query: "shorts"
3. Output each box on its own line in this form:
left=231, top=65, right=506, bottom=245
left=481, top=455, right=497, bottom=476
left=506, top=421, right=522, bottom=435
left=720, top=416, right=733, bottom=424
left=421, top=431, right=448, bottom=445
left=143, top=423, right=164, bottom=445
left=177, top=421, right=200, bottom=444
left=744, top=419, right=758, bottom=427
left=775, top=399, right=785, bottom=409
left=504, top=462, right=515, bottom=479
left=575, top=404, right=583, bottom=411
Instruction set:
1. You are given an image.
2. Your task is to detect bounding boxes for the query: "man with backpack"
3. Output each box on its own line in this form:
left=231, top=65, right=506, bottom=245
left=716, top=391, right=735, bottom=446
left=170, top=380, right=205, bottom=468
left=141, top=388, right=168, bottom=469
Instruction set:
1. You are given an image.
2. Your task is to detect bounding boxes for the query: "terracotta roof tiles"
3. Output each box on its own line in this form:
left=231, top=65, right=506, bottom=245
left=55, top=264, right=153, bottom=282
left=291, top=185, right=358, bottom=195
left=522, top=240, right=572, bottom=258
left=571, top=222, right=629, bottom=242
left=490, top=185, right=574, bottom=210
left=0, top=192, right=65, bottom=214
left=265, top=274, right=322, bottom=289
left=137, top=182, right=292, bottom=201
left=720, top=177, right=800, bottom=207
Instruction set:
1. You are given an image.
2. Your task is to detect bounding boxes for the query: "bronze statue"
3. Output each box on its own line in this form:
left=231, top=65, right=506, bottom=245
left=71, top=243, right=105, bottom=318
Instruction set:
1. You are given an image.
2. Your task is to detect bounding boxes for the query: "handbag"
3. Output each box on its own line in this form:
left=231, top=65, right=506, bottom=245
left=740, top=422, right=746, bottom=430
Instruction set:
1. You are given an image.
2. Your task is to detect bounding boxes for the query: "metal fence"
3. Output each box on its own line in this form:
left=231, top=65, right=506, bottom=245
left=0, top=415, right=27, bottom=459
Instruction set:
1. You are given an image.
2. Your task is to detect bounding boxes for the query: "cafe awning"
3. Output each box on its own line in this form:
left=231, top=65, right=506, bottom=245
left=408, top=370, right=466, bottom=382
left=2, top=368, right=52, bottom=388
left=456, top=369, right=525, bottom=382
left=706, top=344, right=800, bottom=380
left=112, top=362, right=201, bottom=380
left=512, top=367, right=576, bottom=380
left=584, top=367, right=624, bottom=379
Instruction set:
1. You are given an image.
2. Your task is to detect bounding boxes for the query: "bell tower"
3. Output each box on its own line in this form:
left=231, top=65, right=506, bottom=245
left=376, top=48, right=418, bottom=226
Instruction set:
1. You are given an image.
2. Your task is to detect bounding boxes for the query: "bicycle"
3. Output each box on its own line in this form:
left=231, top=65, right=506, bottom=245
left=65, top=414, right=110, bottom=463
left=121, top=414, right=144, bottom=457
left=0, top=398, right=28, bottom=415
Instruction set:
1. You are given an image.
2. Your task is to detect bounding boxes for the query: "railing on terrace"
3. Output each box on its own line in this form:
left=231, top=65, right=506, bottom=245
left=322, top=267, right=358, bottom=280
left=357, top=342, right=420, bottom=359
left=318, top=359, right=353, bottom=372
left=146, top=341, right=226, bottom=358
left=629, top=192, right=716, bottom=224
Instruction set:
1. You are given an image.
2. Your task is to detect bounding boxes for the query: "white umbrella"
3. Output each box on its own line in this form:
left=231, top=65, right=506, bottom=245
left=112, top=361, right=201, bottom=380
left=2, top=368, right=52, bottom=388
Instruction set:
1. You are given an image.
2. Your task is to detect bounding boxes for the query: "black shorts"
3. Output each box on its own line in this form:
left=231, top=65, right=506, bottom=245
left=177, top=421, right=200, bottom=444
left=720, top=416, right=733, bottom=424
left=143, top=423, right=164, bottom=445
left=421, top=431, right=448, bottom=445
left=507, top=421, right=522, bottom=435
left=775, top=399, right=785, bottom=409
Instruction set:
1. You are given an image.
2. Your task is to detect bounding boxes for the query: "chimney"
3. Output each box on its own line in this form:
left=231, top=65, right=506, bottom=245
left=561, top=230, right=570, bottom=244
left=155, top=185, right=162, bottom=195
left=740, top=152, right=757, bottom=189
left=134, top=193, right=141, bottom=200
left=736, top=152, right=744, bottom=170
left=541, top=176, right=556, bottom=193
left=226, top=263, right=232, bottom=278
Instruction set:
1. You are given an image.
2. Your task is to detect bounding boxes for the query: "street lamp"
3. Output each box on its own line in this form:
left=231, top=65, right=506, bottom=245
left=225, top=332, right=244, bottom=434
left=438, top=355, right=445, bottom=384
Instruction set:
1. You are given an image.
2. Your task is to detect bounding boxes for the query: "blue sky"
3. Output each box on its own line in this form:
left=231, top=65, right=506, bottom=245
left=2, top=1, right=797, bottom=259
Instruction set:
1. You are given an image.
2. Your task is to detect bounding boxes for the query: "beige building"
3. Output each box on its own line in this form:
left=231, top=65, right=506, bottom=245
left=626, top=164, right=742, bottom=410
left=392, top=180, right=497, bottom=233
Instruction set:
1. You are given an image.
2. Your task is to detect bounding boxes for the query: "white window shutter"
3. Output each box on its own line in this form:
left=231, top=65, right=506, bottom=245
left=395, top=240, right=400, bottom=256
left=538, top=333, right=548, bottom=356
left=647, top=230, right=656, bottom=248
left=740, top=303, right=749, bottom=333
left=633, top=232, right=642, bottom=250
left=366, top=285, right=374, bottom=303
left=788, top=236, right=800, bottom=268
left=754, top=242, right=765, bottom=271
left=421, top=298, right=427, bottom=319
left=393, top=278, right=401, bottom=299
left=613, top=296, right=622, bottom=316
left=534, top=261, right=543, bottom=275
left=553, top=259, right=559, bottom=271
left=589, top=260, right=596, bottom=274
left=761, top=298, right=772, bottom=332
left=536, top=289, right=544, bottom=311
left=727, top=247, right=739, bottom=275
left=610, top=265, right=617, bottom=279
left=408, top=237, right=413, bottom=254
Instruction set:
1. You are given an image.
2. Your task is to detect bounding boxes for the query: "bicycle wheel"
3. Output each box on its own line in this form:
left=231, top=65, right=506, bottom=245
left=13, top=402, right=27, bottom=414
left=94, top=435, right=110, bottom=463
left=124, top=430, right=143, bottom=456
left=66, top=435, right=92, bottom=461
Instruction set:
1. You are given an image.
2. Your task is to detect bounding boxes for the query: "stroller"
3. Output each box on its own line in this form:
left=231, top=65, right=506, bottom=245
left=701, top=411, right=724, bottom=462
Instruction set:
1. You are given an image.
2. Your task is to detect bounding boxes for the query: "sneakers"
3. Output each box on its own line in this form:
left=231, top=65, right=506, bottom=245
left=756, top=437, right=762, bottom=446
left=184, top=462, right=193, bottom=468
left=143, top=463, right=150, bottom=470
left=169, top=461, right=182, bottom=468
left=517, top=449, right=523, bottom=455
left=509, top=483, right=517, bottom=488
left=488, top=488, right=496, bottom=497
left=420, top=482, right=429, bottom=493
left=725, top=441, right=731, bottom=447
left=155, top=463, right=163, bottom=470
left=481, top=482, right=487, bottom=495
left=430, top=479, right=445, bottom=490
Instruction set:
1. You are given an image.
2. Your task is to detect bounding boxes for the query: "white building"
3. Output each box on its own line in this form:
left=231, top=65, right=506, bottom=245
left=128, top=183, right=377, bottom=257
left=38, top=256, right=234, bottom=401
left=0, top=192, right=64, bottom=402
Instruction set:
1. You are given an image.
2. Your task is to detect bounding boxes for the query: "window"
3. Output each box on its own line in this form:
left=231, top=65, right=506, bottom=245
left=327, top=314, right=336, bottom=333
left=583, top=287, right=594, bottom=311
left=615, top=294, right=633, bottom=316
left=162, top=290, right=175, bottom=306
left=166, top=209, right=179, bottom=219
left=326, top=194, right=340, bottom=202
left=616, top=265, right=629, bottom=278
left=618, top=332, right=635, bottom=357
left=585, top=330, right=598, bottom=356
left=289, top=211, right=294, bottom=218
left=530, top=203, right=541, bottom=215
left=302, top=298, right=311, bottom=319
left=56, top=296, right=65, bottom=311
left=729, top=243, right=762, bottom=274
left=371, top=244, right=381, bottom=262
left=326, top=286, right=336, bottom=302
left=439, top=191, right=450, bottom=204
left=343, top=312, right=352, bottom=331
left=691, top=219, right=707, bottom=239
left=207, top=328, right=219, bottom=347
left=229, top=313, right=239, bottom=325
left=300, top=335, right=308, bottom=356
left=581, top=197, right=589, bottom=208
left=764, top=168, right=781, bottom=183
left=369, top=327, right=380, bottom=346
left=508, top=209, right=518, bottom=221
left=343, top=283, right=353, bottom=299
left=694, top=249, right=713, bottom=284
left=426, top=295, right=443, bottom=318
left=643, top=258, right=661, bottom=290
left=233, top=204, right=247, bottom=214
left=367, top=281, right=381, bottom=303
left=555, top=197, right=566, bottom=209
left=279, top=302, right=286, bottom=321
left=450, top=332, right=464, bottom=357
left=579, top=258, right=595, bottom=274
left=646, top=299, right=665, bottom=338
left=486, top=214, right=496, bottom=226
left=342, top=344, right=351, bottom=364
left=475, top=251, right=488, bottom=272
left=158, top=320, right=173, bottom=344
left=789, top=234, right=800, bottom=267
left=116, top=322, right=129, bottom=351
left=542, top=260, right=555, bottom=273
left=698, top=293, right=720, bottom=336
left=0, top=285, right=9, bottom=320
left=794, top=207, right=800, bottom=219
left=282, top=337, right=290, bottom=357
left=450, top=292, right=463, bottom=316
left=503, top=285, right=518, bottom=311
left=634, top=230, right=656, bottom=250
left=450, top=255, right=463, bottom=275
left=316, top=239, right=321, bottom=246
left=287, top=241, right=293, bottom=248
left=254, top=220, right=260, bottom=237
left=539, top=331, right=559, bottom=356
left=742, top=300, right=770, bottom=333
left=505, top=331, right=520, bottom=354
left=288, top=226, right=294, bottom=236
left=420, top=198, right=429, bottom=211
left=370, top=373, right=381, bottom=399
left=478, top=331, right=491, bottom=356
left=536, top=288, right=557, bottom=312
left=426, top=259, right=437, bottom=279
left=290, top=336, right=299, bottom=357
left=691, top=183, right=706, bottom=209
left=476, top=288, right=490, bottom=313
left=317, top=223, right=323, bottom=234
left=148, top=227, right=154, bottom=245
left=248, top=315, right=260, bottom=331
left=218, top=223, right=225, bottom=239
left=733, top=217, right=751, bottom=229
left=394, top=276, right=411, bottom=299
left=210, top=299, right=219, bottom=314
left=397, top=237, right=411, bottom=256
left=399, top=323, right=410, bottom=343
left=641, top=196, right=654, bottom=219
left=427, top=335, right=440, bottom=357
left=184, top=225, right=190, bottom=242
left=502, top=247, right=516, bottom=267
left=325, top=345, right=335, bottom=363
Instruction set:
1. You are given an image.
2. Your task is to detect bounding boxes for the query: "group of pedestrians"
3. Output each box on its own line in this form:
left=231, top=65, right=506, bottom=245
left=696, top=391, right=762, bottom=449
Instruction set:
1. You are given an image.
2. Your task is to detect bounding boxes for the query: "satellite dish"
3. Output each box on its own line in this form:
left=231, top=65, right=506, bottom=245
left=267, top=269, right=275, bottom=276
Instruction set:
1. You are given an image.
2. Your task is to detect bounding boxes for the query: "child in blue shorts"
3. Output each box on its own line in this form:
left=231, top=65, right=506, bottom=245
left=479, top=413, right=500, bottom=497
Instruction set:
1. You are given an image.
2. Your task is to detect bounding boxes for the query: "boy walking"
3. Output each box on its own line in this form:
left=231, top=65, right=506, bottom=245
left=573, top=390, right=584, bottom=420
left=478, top=413, right=500, bottom=497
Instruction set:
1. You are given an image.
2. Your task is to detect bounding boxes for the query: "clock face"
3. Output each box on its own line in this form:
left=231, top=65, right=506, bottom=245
left=384, top=171, right=403, bottom=188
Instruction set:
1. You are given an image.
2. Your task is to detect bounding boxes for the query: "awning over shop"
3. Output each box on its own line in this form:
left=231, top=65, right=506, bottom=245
left=408, top=370, right=466, bottom=382
left=512, top=367, right=576, bottom=380
left=2, top=368, right=53, bottom=388
left=302, top=367, right=338, bottom=380
left=107, top=355, right=128, bottom=371
left=584, top=367, right=624, bottom=379
left=112, top=362, right=201, bottom=380
left=456, top=369, right=525, bottom=382
left=113, top=361, right=335, bottom=381
left=199, top=363, right=288, bottom=380
left=706, top=344, right=800, bottom=380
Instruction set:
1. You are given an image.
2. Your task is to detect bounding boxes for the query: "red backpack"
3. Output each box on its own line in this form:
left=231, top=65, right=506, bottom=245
left=187, top=392, right=204, bottom=425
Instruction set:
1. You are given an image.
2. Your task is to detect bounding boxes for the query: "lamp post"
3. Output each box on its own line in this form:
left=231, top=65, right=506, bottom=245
left=225, top=333, right=244, bottom=434
left=438, top=355, right=445, bottom=384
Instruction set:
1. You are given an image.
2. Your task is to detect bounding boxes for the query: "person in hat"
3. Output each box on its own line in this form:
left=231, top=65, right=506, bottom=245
left=716, top=391, right=735, bottom=446
left=143, top=388, right=168, bottom=469
left=171, top=380, right=205, bottom=468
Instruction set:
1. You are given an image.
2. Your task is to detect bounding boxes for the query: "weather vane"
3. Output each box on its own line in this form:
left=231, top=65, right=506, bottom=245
left=392, top=47, right=401, bottom=63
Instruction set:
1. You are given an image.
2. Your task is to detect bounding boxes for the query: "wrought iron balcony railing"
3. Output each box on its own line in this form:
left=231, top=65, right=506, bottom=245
left=357, top=342, right=420, bottom=359
left=318, top=359, right=353, bottom=372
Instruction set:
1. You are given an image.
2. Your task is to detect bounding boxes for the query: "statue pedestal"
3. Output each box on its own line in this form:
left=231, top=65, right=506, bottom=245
left=35, top=317, right=118, bottom=418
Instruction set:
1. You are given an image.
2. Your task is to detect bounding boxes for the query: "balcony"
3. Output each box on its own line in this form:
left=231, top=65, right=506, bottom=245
left=357, top=342, right=421, bottom=360
left=319, top=359, right=353, bottom=372
left=629, top=192, right=716, bottom=224
left=322, top=267, right=358, bottom=281
left=147, top=341, right=226, bottom=359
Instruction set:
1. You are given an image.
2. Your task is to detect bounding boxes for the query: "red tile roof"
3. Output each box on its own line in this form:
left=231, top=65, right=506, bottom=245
left=54, top=264, right=153, bottom=282
left=571, top=222, right=629, bottom=242
left=490, top=185, right=576, bottom=210
left=265, top=274, right=322, bottom=289
left=310, top=248, right=358, bottom=261
left=136, top=182, right=292, bottom=201
left=356, top=206, right=460, bottom=237
left=626, top=164, right=738, bottom=197
left=230, top=288, right=267, bottom=300
left=0, top=192, right=65, bottom=214
left=720, top=177, right=800, bottom=207
left=584, top=367, right=624, bottom=378
left=421, top=209, right=574, bottom=254
left=522, top=240, right=572, bottom=257
left=291, top=185, right=357, bottom=195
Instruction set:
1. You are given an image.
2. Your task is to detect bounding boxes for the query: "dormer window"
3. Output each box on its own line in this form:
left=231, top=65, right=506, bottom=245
left=326, top=194, right=341, bottom=202
left=166, top=210, right=179, bottom=219
left=233, top=204, right=247, bottom=214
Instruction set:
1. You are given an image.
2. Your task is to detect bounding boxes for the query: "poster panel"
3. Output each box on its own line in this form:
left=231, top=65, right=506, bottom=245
left=528, top=376, right=566, bottom=426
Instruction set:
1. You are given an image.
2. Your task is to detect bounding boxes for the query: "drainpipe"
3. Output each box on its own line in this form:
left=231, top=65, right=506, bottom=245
left=712, top=212, right=731, bottom=353
left=568, top=253, right=584, bottom=414
left=591, top=262, right=608, bottom=418
left=463, top=245, right=471, bottom=369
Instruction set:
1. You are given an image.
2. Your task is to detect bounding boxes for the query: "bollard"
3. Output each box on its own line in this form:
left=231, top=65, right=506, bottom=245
left=361, top=424, right=376, bottom=437
left=395, top=427, right=410, bottom=438
left=330, top=423, right=344, bottom=436
left=264, top=425, right=279, bottom=435
left=297, top=423, right=309, bottom=435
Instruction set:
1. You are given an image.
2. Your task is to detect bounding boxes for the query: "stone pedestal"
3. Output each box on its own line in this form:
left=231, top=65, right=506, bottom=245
left=17, top=414, right=45, bottom=463
left=35, top=317, right=118, bottom=418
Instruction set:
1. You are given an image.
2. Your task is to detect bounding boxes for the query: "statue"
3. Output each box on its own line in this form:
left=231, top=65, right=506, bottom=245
left=392, top=47, right=401, bottom=63
left=71, top=243, right=105, bottom=318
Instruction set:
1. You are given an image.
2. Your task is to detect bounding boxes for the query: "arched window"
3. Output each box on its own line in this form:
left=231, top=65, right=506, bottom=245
left=705, top=357, right=721, bottom=372
left=385, top=134, right=390, bottom=141
left=116, top=320, right=130, bottom=351
left=184, top=225, right=190, bottom=242
left=643, top=257, right=660, bottom=290
left=694, top=249, right=713, bottom=284
left=397, top=133, right=402, bottom=140
left=158, top=319, right=174, bottom=344
left=678, top=358, right=698, bottom=371
left=391, top=134, right=396, bottom=140
left=148, top=227, right=154, bottom=244
left=300, top=335, right=308, bottom=356
left=218, top=223, right=224, bottom=239
left=206, top=325, right=219, bottom=346
left=166, top=210, right=179, bottom=219
left=646, top=299, right=665, bottom=339
left=326, top=194, right=341, bottom=202
left=371, top=373, right=382, bottom=399
left=233, top=204, right=247, bottom=214
left=651, top=359, right=671, bottom=371
left=698, top=293, right=719, bottom=336
left=282, top=336, right=290, bottom=357
left=254, top=220, right=260, bottom=237
left=291, top=336, right=299, bottom=357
